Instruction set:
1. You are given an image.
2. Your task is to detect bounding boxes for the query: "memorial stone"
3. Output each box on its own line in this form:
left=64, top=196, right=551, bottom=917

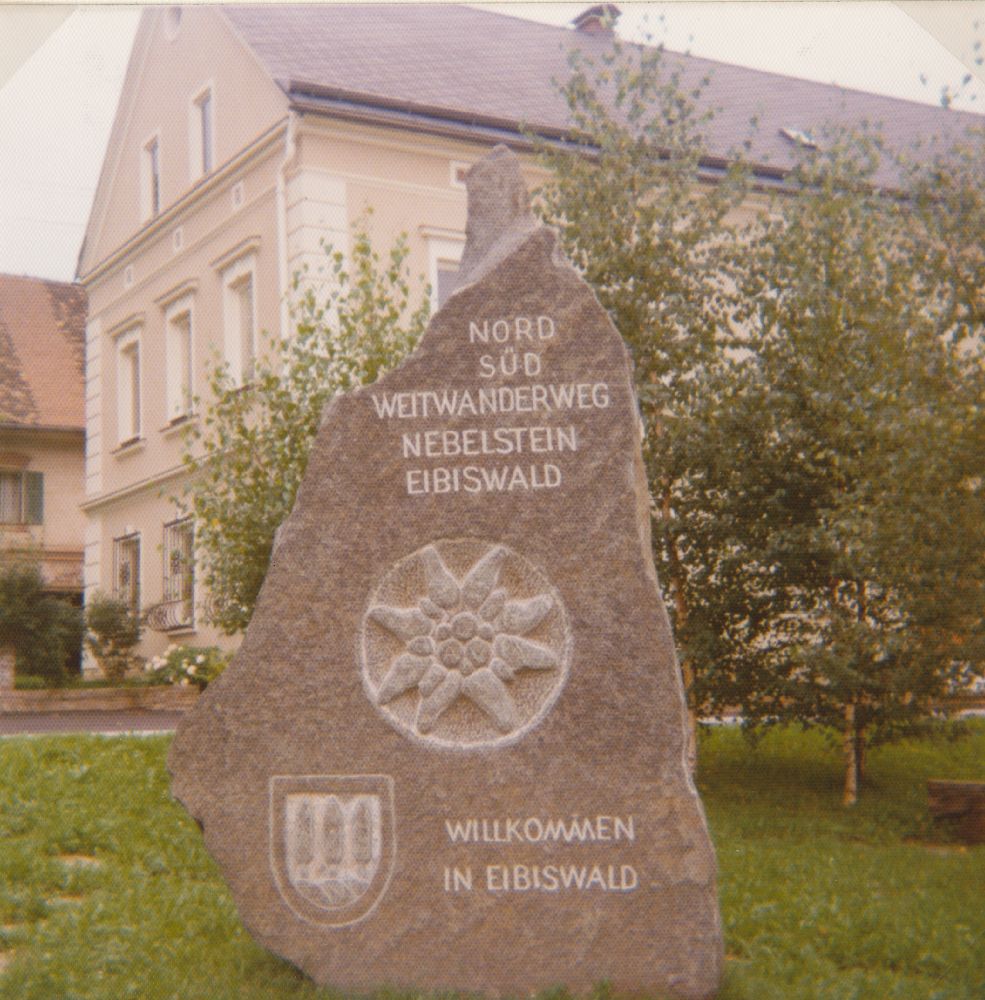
left=169, top=145, right=723, bottom=999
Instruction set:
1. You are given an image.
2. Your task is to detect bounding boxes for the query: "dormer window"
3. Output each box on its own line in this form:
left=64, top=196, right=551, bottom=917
left=141, top=135, right=161, bottom=220
left=191, top=85, right=214, bottom=179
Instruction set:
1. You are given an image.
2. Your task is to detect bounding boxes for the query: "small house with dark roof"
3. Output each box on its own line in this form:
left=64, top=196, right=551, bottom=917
left=0, top=273, right=87, bottom=598
left=77, top=4, right=981, bottom=659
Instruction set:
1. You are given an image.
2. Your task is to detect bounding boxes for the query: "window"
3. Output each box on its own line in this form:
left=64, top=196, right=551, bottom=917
left=0, top=470, right=43, bottom=525
left=199, top=91, right=213, bottom=173
left=165, top=296, right=194, bottom=422
left=142, top=135, right=161, bottom=220
left=113, top=533, right=141, bottom=613
left=436, top=264, right=460, bottom=308
left=116, top=330, right=141, bottom=444
left=221, top=254, right=257, bottom=385
left=163, top=518, right=195, bottom=628
left=421, top=229, right=465, bottom=312
left=191, top=85, right=214, bottom=179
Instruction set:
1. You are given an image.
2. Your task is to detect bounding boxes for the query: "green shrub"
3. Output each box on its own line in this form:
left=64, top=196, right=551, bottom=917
left=84, top=593, right=143, bottom=681
left=143, top=644, right=230, bottom=690
left=0, top=562, right=83, bottom=684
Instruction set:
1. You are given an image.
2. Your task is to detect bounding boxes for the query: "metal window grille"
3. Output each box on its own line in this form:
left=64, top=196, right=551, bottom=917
left=113, top=533, right=141, bottom=613
left=163, top=518, right=194, bottom=628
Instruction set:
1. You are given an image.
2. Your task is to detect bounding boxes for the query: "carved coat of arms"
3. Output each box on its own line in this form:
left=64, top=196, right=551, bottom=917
left=270, top=775, right=395, bottom=927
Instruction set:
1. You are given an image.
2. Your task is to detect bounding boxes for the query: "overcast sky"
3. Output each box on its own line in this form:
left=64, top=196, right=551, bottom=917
left=0, top=2, right=983, bottom=283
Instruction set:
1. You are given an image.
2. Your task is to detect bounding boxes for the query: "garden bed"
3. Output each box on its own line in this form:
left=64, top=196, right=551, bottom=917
left=0, top=684, right=198, bottom=713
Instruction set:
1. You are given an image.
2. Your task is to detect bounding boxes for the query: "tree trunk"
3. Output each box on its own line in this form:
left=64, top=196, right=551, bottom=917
left=843, top=703, right=859, bottom=807
left=854, top=726, right=867, bottom=785
left=679, top=656, right=698, bottom=776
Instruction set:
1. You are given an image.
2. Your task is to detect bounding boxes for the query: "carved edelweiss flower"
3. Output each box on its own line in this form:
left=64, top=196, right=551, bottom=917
left=367, top=545, right=558, bottom=735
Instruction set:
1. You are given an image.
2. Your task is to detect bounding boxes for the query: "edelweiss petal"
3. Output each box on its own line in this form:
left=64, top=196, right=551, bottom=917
left=478, top=587, right=507, bottom=623
left=368, top=606, right=432, bottom=641
left=420, top=546, right=460, bottom=609
left=494, top=634, right=558, bottom=670
left=417, top=672, right=462, bottom=732
left=463, top=669, right=518, bottom=733
left=376, top=653, right=431, bottom=704
left=418, top=660, right=448, bottom=697
left=461, top=546, right=506, bottom=608
left=499, top=595, right=553, bottom=635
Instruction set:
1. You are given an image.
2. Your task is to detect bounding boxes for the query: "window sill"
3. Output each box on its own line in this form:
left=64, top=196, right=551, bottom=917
left=112, top=437, right=146, bottom=456
left=160, top=414, right=198, bottom=438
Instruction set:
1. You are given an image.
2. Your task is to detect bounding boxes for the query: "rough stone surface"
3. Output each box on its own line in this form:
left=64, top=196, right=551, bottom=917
left=169, top=146, right=723, bottom=999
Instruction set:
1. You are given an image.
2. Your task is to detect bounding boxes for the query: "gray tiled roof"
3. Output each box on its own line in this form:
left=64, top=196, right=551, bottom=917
left=222, top=3, right=980, bottom=179
left=0, top=275, right=86, bottom=431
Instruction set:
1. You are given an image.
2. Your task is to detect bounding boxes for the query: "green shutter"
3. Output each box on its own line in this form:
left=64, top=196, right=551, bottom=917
left=25, top=472, right=44, bottom=525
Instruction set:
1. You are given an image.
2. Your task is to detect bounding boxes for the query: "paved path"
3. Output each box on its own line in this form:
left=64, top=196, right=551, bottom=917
left=0, top=710, right=183, bottom=735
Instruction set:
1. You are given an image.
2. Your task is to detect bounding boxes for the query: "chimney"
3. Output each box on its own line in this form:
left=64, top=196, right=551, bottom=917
left=571, top=4, right=621, bottom=35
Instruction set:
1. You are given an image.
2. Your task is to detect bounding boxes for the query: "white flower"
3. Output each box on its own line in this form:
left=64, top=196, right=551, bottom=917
left=195, top=655, right=205, bottom=665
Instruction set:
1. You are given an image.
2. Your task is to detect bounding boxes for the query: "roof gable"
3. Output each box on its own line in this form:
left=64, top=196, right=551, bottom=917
left=0, top=274, right=86, bottom=431
left=78, top=6, right=288, bottom=279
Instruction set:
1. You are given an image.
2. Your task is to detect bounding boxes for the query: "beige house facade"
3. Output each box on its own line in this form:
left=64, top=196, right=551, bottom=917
left=78, top=4, right=978, bottom=661
left=0, top=274, right=87, bottom=606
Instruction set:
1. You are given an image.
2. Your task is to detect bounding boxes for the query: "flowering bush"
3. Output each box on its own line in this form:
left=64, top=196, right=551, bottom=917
left=144, top=644, right=230, bottom=690
left=85, top=592, right=141, bottom=682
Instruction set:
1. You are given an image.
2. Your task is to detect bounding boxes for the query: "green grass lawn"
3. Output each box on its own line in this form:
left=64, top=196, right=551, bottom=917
left=0, top=724, right=982, bottom=1000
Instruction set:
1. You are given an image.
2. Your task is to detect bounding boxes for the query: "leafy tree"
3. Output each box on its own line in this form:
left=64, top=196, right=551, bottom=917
left=703, top=127, right=985, bottom=804
left=538, top=37, right=984, bottom=799
left=0, top=562, right=84, bottom=683
left=181, top=221, right=429, bottom=633
left=534, top=36, right=748, bottom=761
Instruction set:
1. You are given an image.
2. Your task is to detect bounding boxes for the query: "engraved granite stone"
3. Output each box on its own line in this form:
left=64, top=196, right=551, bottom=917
left=168, top=145, right=723, bottom=999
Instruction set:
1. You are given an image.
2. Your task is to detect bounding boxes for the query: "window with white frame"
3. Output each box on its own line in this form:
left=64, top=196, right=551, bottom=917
left=165, top=295, right=195, bottom=422
left=421, top=230, right=465, bottom=311
left=436, top=261, right=460, bottom=309
left=141, top=135, right=161, bottom=220
left=113, top=533, right=141, bottom=613
left=163, top=517, right=195, bottom=628
left=221, top=254, right=257, bottom=385
left=190, top=85, right=214, bottom=179
left=0, top=469, right=43, bottom=525
left=116, top=329, right=142, bottom=445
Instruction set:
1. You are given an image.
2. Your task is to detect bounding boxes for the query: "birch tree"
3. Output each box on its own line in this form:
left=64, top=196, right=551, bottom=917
left=180, top=224, right=429, bottom=633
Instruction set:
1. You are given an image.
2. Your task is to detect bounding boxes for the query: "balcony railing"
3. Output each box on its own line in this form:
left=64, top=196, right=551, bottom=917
left=144, top=598, right=194, bottom=632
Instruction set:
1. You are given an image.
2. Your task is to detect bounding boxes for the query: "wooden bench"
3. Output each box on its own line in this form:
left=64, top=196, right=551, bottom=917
left=927, top=780, right=985, bottom=844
